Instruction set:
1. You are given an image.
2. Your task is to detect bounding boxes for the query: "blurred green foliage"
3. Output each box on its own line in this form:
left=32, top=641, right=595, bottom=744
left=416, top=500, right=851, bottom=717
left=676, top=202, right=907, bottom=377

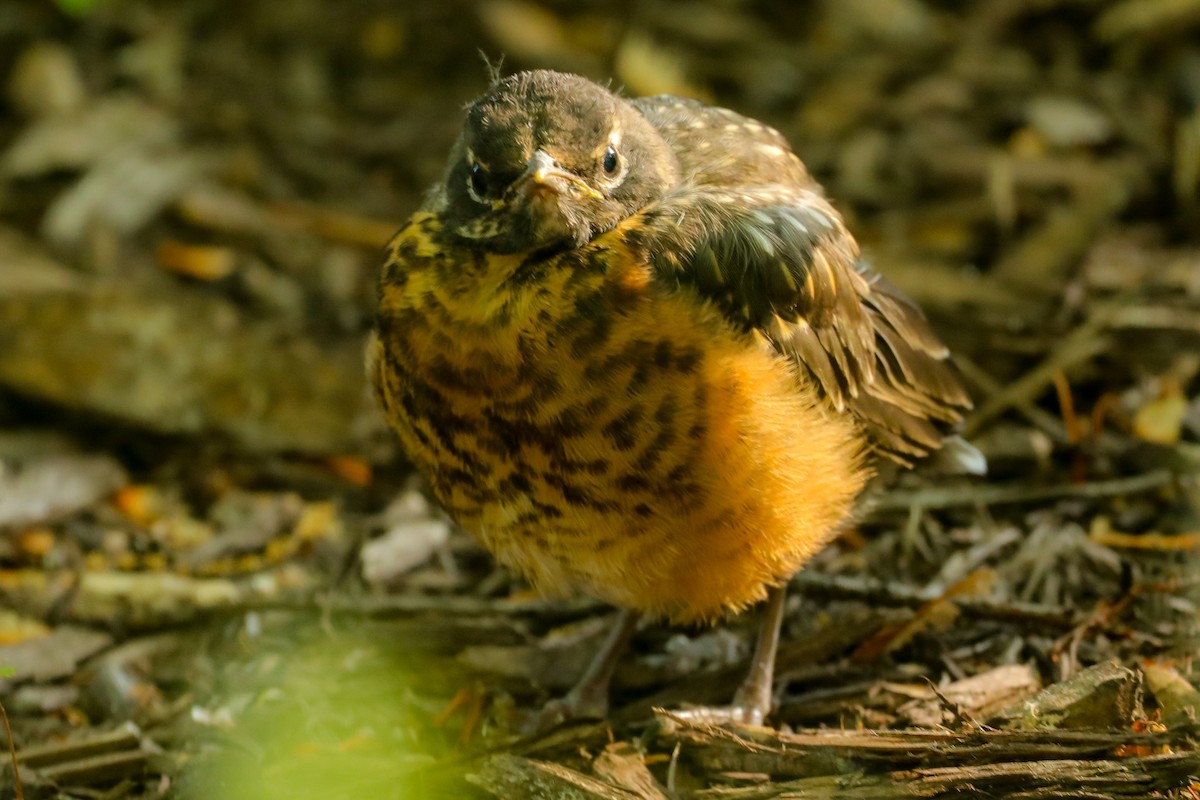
left=55, top=0, right=99, bottom=16
left=177, top=622, right=474, bottom=799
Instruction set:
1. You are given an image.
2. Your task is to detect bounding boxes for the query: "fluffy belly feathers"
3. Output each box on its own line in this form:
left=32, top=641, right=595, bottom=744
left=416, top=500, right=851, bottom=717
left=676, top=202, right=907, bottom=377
left=370, top=215, right=868, bottom=622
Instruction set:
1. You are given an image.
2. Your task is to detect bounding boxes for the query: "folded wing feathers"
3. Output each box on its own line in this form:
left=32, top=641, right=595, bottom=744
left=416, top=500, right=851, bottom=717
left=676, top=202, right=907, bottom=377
left=762, top=203, right=972, bottom=463
left=637, top=183, right=971, bottom=465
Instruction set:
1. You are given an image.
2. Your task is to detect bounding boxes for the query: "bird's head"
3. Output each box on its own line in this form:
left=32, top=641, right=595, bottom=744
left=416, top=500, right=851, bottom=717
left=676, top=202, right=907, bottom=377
left=435, top=70, right=680, bottom=254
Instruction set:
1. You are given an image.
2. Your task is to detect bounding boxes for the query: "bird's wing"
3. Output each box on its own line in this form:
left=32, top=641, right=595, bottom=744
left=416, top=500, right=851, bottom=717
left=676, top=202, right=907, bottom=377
left=625, top=179, right=972, bottom=467
left=630, top=95, right=812, bottom=189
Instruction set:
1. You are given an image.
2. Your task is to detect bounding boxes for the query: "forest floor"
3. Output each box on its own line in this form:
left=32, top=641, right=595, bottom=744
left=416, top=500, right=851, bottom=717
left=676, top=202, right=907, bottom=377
left=1, top=1, right=1199, bottom=798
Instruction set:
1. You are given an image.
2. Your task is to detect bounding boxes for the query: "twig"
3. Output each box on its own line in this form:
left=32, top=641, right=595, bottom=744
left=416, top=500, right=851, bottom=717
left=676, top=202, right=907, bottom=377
left=962, top=300, right=1200, bottom=438
left=0, top=698, right=23, bottom=800
left=258, top=592, right=605, bottom=620
left=790, top=572, right=1080, bottom=628
left=962, top=320, right=1110, bottom=436
left=866, top=469, right=1179, bottom=515
left=37, top=751, right=148, bottom=787
left=1051, top=369, right=1082, bottom=444
left=15, top=726, right=140, bottom=769
left=953, top=353, right=1068, bottom=443
left=1105, top=303, right=1200, bottom=333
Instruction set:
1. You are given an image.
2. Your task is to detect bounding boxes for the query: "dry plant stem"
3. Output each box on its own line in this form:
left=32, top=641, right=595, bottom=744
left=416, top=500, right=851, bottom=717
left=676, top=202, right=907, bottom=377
left=0, top=698, right=23, bottom=800
left=261, top=593, right=605, bottom=619
left=962, top=321, right=1109, bottom=436
left=38, top=751, right=149, bottom=786
left=473, top=748, right=1197, bottom=800
left=660, top=714, right=1189, bottom=778
left=866, top=468, right=1176, bottom=514
left=1051, top=369, right=1082, bottom=444
left=953, top=352, right=1068, bottom=442
left=959, top=298, right=1198, bottom=440
left=790, top=572, right=1080, bottom=628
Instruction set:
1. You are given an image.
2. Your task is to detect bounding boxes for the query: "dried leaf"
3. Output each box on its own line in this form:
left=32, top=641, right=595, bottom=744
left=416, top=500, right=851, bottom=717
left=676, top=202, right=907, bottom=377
left=0, top=227, right=85, bottom=297
left=592, top=743, right=671, bottom=800
left=43, top=145, right=214, bottom=248
left=824, top=0, right=937, bottom=45
left=1026, top=95, right=1113, bottom=148
left=0, top=93, right=175, bottom=177
left=359, top=15, right=407, bottom=61
left=1142, top=663, right=1200, bottom=728
left=6, top=41, right=86, bottom=119
left=112, top=484, right=178, bottom=527
left=69, top=571, right=244, bottom=628
left=0, top=454, right=126, bottom=529
left=361, top=519, right=451, bottom=586
left=0, top=610, right=50, bottom=646
left=1095, top=0, right=1200, bottom=41
left=1133, top=384, right=1188, bottom=444
left=156, top=240, right=238, bottom=282
left=853, top=569, right=996, bottom=662
left=0, top=289, right=384, bottom=454
left=325, top=455, right=373, bottom=486
left=0, top=626, right=113, bottom=690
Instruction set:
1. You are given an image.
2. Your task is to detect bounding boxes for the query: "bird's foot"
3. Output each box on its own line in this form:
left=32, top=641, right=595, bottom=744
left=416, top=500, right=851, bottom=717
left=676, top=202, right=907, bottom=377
left=520, top=609, right=639, bottom=734
left=663, top=585, right=787, bottom=730
left=668, top=701, right=768, bottom=728
left=523, top=683, right=610, bottom=734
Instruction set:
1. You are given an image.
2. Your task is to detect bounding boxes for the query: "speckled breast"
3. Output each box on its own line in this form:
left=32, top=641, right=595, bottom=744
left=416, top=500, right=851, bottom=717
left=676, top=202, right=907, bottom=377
left=370, top=213, right=867, bottom=622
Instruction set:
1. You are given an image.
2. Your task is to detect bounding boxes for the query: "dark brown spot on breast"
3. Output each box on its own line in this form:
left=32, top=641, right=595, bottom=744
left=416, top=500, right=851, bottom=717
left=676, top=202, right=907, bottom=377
left=631, top=395, right=679, bottom=472
left=675, top=346, right=702, bottom=373
left=602, top=404, right=644, bottom=451
left=653, top=341, right=674, bottom=369
left=616, top=474, right=651, bottom=493
left=568, top=304, right=613, bottom=358
left=498, top=472, right=533, bottom=496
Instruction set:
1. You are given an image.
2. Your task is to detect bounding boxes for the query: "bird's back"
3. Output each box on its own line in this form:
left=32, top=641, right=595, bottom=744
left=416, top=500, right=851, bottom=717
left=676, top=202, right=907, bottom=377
left=632, top=96, right=812, bottom=189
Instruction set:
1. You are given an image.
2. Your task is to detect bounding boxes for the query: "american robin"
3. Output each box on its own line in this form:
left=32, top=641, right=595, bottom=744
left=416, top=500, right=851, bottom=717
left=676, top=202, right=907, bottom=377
left=369, top=69, right=981, bottom=727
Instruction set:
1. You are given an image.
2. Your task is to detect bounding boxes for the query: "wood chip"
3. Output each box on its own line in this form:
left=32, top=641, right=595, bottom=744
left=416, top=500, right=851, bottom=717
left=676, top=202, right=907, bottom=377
left=991, top=660, right=1145, bottom=731
left=897, top=664, right=1041, bottom=727
left=469, top=753, right=644, bottom=799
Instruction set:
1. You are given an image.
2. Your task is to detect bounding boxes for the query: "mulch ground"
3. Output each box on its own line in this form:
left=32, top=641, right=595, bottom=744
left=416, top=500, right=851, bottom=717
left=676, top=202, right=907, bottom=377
left=1, top=1, right=1199, bottom=797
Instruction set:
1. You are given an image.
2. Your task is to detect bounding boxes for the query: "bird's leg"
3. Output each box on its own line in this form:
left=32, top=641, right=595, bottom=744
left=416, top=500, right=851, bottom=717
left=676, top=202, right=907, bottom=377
left=676, top=584, right=788, bottom=726
left=529, top=609, right=639, bottom=731
left=730, top=583, right=787, bottom=725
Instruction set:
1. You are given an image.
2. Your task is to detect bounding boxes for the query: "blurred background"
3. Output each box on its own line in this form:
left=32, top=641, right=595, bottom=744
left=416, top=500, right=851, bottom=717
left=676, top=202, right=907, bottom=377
left=2, top=0, right=1199, bottom=797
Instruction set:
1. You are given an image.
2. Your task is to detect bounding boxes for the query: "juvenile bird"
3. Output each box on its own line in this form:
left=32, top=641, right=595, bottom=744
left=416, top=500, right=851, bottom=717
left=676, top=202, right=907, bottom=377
left=369, top=70, right=977, bottom=727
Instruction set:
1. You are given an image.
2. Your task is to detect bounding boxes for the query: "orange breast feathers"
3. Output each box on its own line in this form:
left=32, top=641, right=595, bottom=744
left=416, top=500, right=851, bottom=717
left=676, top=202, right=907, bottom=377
left=370, top=216, right=871, bottom=623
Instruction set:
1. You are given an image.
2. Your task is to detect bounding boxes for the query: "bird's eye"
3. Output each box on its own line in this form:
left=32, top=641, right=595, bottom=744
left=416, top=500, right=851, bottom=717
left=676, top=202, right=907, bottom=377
left=468, top=163, right=489, bottom=201
left=602, top=145, right=619, bottom=175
